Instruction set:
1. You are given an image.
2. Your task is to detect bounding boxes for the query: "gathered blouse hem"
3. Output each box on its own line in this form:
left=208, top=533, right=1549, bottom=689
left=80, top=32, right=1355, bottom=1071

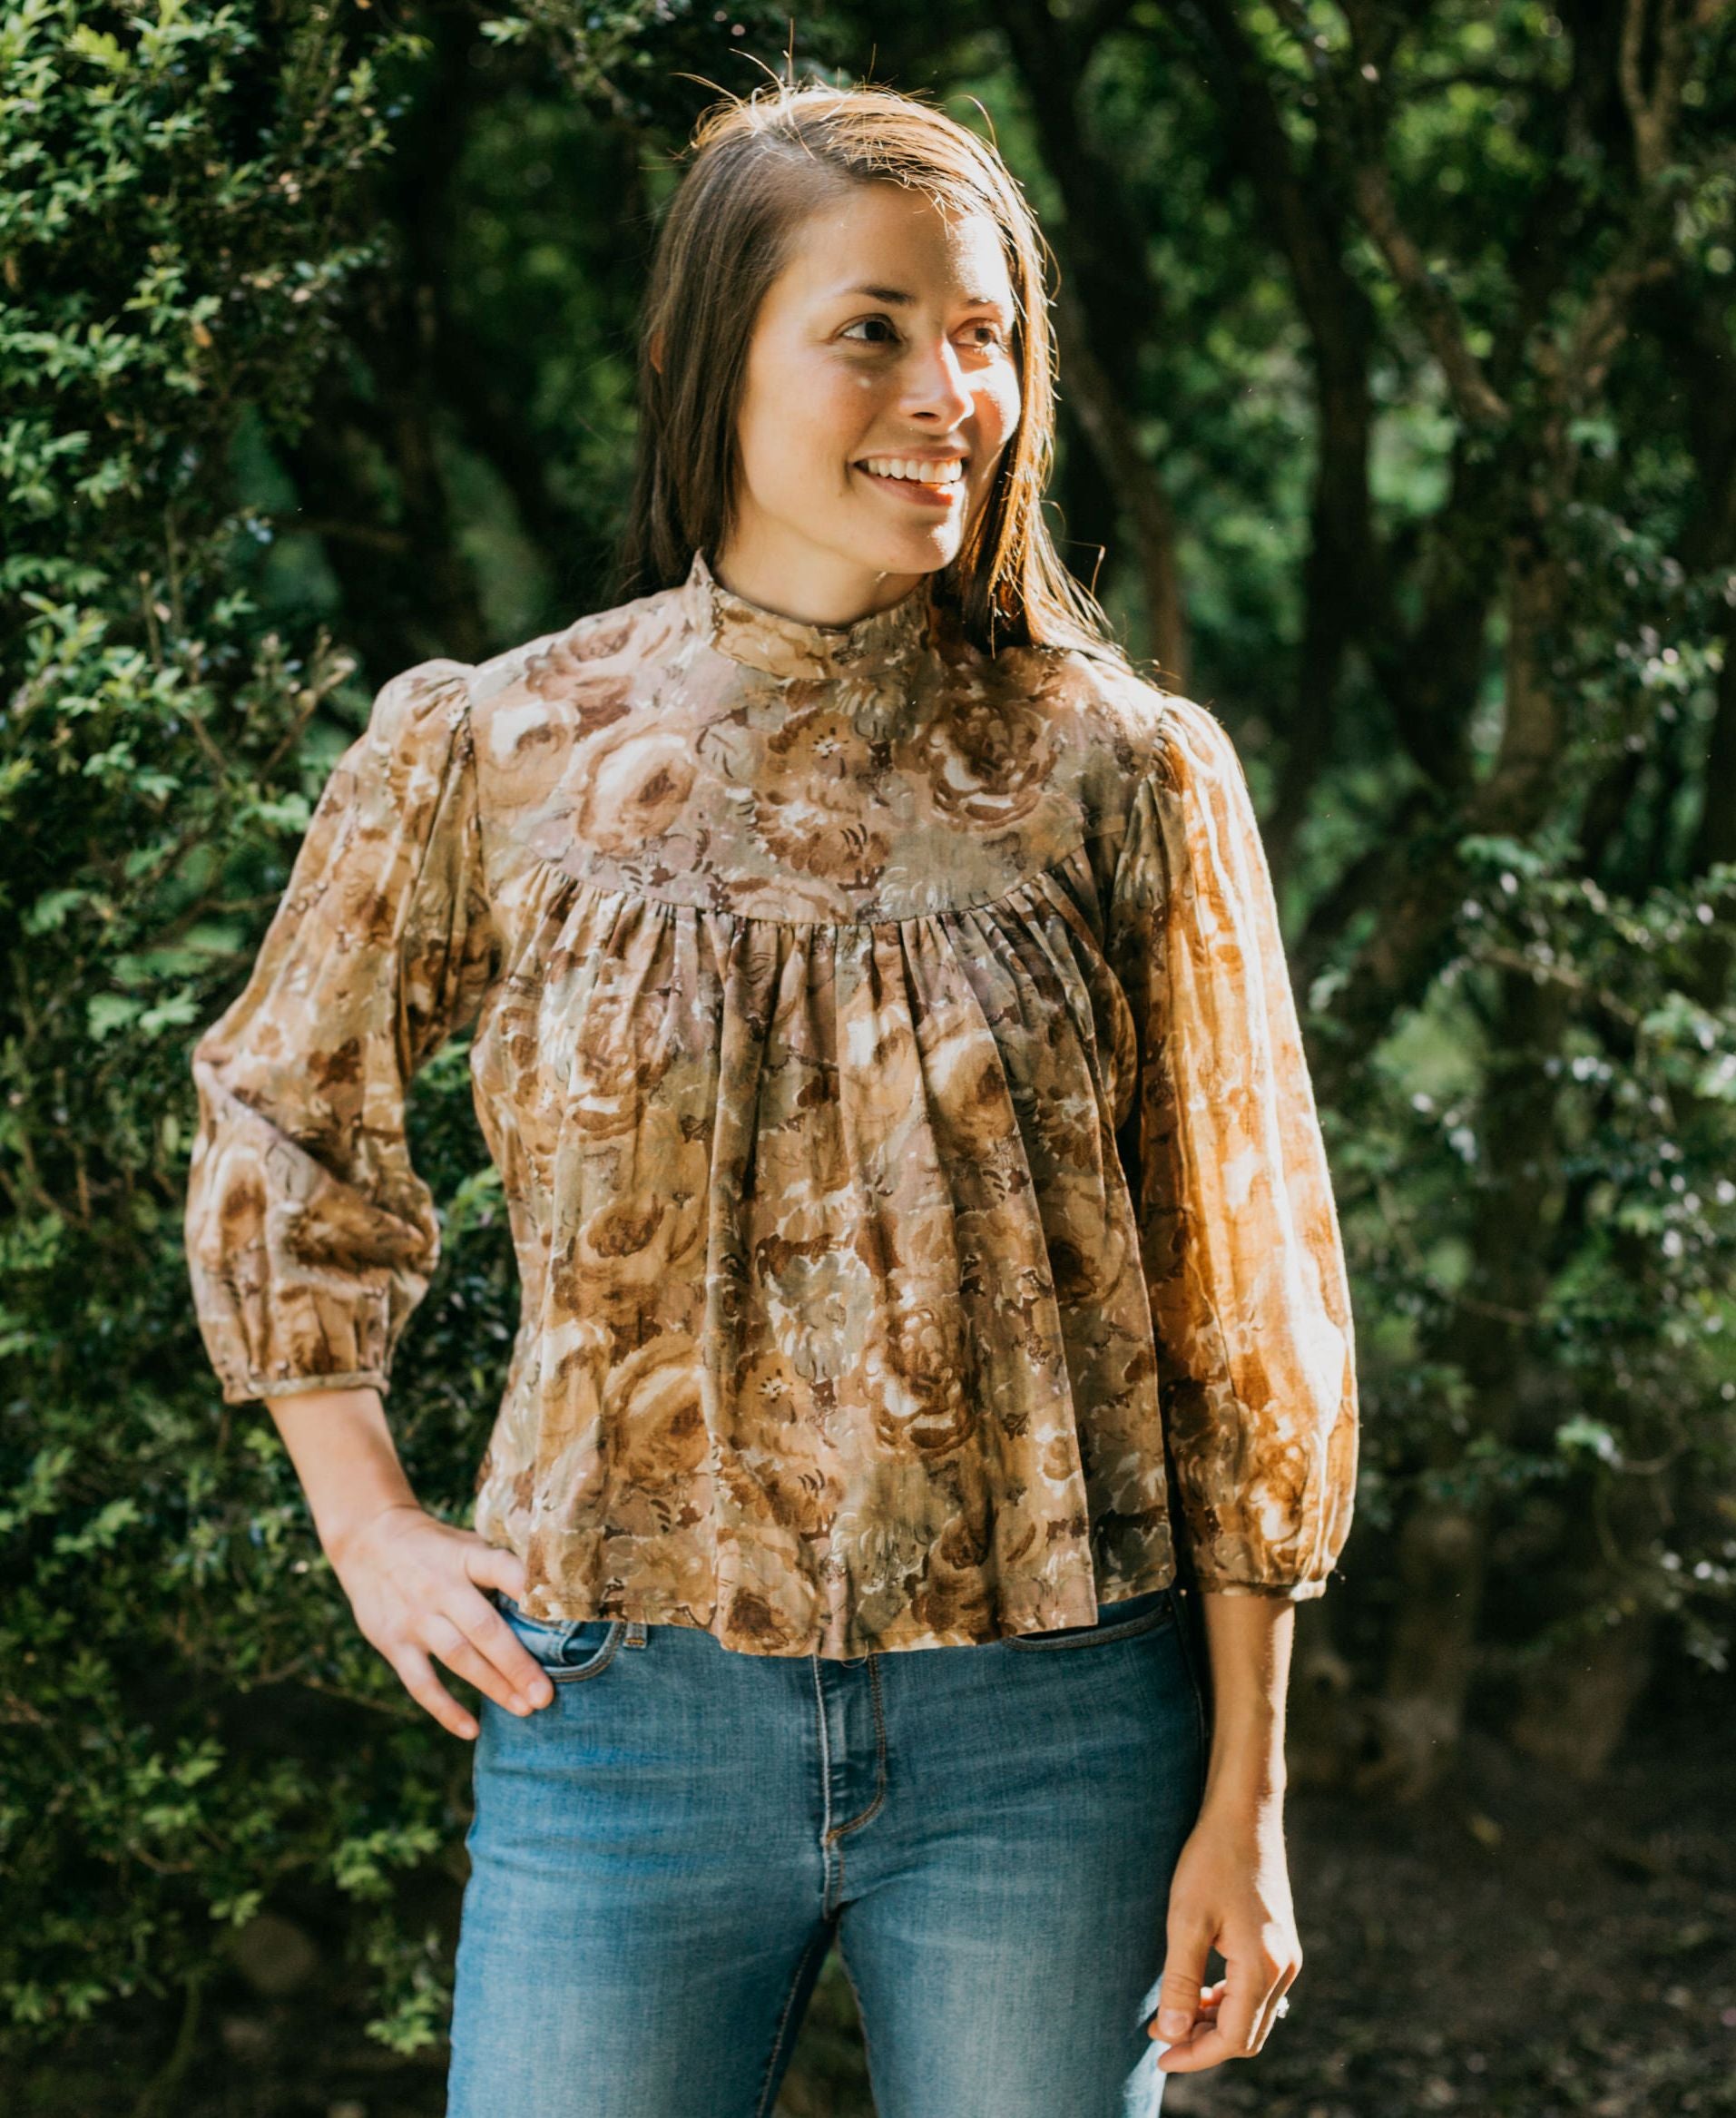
left=493, top=1560, right=1196, bottom=1659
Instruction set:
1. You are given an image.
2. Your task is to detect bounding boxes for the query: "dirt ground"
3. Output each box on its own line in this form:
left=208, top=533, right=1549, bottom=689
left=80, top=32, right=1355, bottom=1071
left=11, top=1665, right=1733, bottom=2116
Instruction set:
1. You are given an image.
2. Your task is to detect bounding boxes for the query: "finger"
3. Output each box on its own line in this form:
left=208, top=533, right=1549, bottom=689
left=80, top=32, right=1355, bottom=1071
left=1251, top=1966, right=1300, bottom=2050
left=1160, top=1961, right=1276, bottom=2071
left=1147, top=1977, right=1223, bottom=2040
left=423, top=1613, right=549, bottom=1717
left=390, top=1643, right=482, bottom=1741
left=1158, top=2022, right=1239, bottom=2073
left=464, top=1535, right=529, bottom=1603
left=1153, top=1945, right=1213, bottom=2041
left=1222, top=1944, right=1280, bottom=2052
left=1154, top=1994, right=1258, bottom=2074
left=459, top=1603, right=559, bottom=1709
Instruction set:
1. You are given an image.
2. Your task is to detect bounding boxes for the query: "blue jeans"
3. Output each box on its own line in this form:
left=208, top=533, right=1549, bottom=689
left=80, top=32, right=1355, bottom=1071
left=446, top=1583, right=1210, bottom=2118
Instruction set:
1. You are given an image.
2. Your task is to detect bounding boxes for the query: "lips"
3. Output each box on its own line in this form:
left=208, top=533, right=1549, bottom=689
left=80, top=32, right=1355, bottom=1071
left=852, top=462, right=966, bottom=505
left=851, top=456, right=970, bottom=476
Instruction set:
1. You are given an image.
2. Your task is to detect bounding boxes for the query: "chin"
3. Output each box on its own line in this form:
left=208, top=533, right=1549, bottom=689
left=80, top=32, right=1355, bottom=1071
left=866, top=527, right=965, bottom=573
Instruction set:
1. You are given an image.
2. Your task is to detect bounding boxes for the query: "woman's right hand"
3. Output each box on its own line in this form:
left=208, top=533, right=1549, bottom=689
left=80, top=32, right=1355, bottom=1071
left=326, top=1504, right=556, bottom=1740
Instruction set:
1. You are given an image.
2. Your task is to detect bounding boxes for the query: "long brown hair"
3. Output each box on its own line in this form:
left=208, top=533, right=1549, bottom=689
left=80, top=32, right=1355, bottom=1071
left=612, top=76, right=1130, bottom=666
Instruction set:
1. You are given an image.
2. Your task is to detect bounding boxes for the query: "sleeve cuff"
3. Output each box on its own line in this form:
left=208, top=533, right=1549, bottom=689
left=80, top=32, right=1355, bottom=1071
left=1191, top=1574, right=1332, bottom=1602
left=224, top=1369, right=390, bottom=1407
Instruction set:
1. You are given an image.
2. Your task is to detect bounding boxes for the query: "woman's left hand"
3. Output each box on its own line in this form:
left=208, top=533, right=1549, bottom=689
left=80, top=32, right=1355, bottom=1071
left=1147, top=1799, right=1301, bottom=2072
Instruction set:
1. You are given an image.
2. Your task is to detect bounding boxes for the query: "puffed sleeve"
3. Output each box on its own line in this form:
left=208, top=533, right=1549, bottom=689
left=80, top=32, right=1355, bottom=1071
left=1107, top=695, right=1358, bottom=1599
left=184, top=659, right=498, bottom=1406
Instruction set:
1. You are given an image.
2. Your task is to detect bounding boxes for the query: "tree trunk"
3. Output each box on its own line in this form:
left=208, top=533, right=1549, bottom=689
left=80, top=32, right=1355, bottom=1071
left=1363, top=968, right=1567, bottom=1799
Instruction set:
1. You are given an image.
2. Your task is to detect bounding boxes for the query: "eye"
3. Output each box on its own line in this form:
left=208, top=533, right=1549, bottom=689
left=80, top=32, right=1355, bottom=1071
left=839, top=317, right=1010, bottom=352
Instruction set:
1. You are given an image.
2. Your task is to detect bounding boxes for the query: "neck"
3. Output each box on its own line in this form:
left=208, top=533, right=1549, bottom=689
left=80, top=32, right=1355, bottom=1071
left=682, top=547, right=939, bottom=684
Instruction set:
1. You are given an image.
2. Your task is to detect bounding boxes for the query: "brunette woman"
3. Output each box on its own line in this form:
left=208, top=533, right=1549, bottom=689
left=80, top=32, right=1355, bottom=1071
left=185, top=78, right=1357, bottom=2118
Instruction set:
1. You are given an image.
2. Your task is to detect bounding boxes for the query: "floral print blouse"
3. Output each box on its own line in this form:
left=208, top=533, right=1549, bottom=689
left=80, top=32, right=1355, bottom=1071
left=184, top=547, right=1358, bottom=1657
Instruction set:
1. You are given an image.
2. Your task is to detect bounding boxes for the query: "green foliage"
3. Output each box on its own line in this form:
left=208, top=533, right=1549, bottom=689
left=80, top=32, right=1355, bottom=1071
left=0, top=0, right=495, bottom=2069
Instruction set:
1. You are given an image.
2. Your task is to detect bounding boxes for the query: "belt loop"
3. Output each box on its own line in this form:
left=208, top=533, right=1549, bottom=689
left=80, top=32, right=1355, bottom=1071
left=626, top=1618, right=648, bottom=1647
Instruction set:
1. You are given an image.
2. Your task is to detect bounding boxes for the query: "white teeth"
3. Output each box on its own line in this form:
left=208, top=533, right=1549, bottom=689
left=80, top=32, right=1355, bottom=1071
left=858, top=457, right=965, bottom=484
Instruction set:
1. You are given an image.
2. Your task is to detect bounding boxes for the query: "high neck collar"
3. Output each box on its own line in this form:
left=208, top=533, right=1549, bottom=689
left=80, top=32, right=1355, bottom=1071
left=682, top=547, right=937, bottom=682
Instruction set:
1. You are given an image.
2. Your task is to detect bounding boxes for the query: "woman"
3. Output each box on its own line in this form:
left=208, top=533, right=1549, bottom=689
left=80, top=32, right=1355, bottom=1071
left=184, top=77, right=1357, bottom=2118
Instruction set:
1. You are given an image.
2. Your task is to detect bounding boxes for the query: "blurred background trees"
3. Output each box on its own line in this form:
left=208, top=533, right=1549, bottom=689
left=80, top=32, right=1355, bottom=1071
left=3, top=0, right=1733, bottom=2103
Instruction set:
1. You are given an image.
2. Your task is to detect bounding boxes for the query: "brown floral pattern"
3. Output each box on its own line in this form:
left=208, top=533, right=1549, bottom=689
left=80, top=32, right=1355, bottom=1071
left=184, top=546, right=1358, bottom=1657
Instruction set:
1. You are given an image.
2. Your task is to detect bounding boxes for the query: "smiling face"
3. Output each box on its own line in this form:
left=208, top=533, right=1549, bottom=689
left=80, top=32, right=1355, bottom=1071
left=716, top=181, right=1023, bottom=625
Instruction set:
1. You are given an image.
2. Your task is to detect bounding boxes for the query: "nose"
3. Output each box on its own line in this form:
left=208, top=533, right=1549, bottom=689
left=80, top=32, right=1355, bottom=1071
left=899, top=334, right=974, bottom=428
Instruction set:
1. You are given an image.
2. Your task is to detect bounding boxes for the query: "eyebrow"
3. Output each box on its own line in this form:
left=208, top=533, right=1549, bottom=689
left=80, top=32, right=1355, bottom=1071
left=833, top=282, right=1013, bottom=316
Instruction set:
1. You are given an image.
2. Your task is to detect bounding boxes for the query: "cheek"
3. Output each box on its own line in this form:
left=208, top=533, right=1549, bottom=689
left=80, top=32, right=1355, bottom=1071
left=738, top=417, right=822, bottom=500
left=738, top=341, right=837, bottom=482
left=978, top=370, right=1022, bottom=447
left=749, top=370, right=879, bottom=489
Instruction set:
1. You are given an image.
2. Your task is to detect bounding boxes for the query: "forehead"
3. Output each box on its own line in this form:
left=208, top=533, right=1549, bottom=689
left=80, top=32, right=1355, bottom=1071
left=772, top=184, right=1015, bottom=312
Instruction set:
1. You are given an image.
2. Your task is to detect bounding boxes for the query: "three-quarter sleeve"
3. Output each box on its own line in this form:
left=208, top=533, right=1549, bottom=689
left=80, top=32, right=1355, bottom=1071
left=1108, top=695, right=1358, bottom=1599
left=184, top=658, right=497, bottom=1406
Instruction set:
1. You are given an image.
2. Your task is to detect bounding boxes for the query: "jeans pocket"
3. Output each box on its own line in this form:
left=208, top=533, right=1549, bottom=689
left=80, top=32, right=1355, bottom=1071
left=1005, top=1585, right=1177, bottom=1651
left=496, top=1593, right=626, bottom=1682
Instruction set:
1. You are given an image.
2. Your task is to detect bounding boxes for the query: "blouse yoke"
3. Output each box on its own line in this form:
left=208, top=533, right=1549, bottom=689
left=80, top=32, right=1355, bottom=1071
left=183, top=547, right=1358, bottom=1658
